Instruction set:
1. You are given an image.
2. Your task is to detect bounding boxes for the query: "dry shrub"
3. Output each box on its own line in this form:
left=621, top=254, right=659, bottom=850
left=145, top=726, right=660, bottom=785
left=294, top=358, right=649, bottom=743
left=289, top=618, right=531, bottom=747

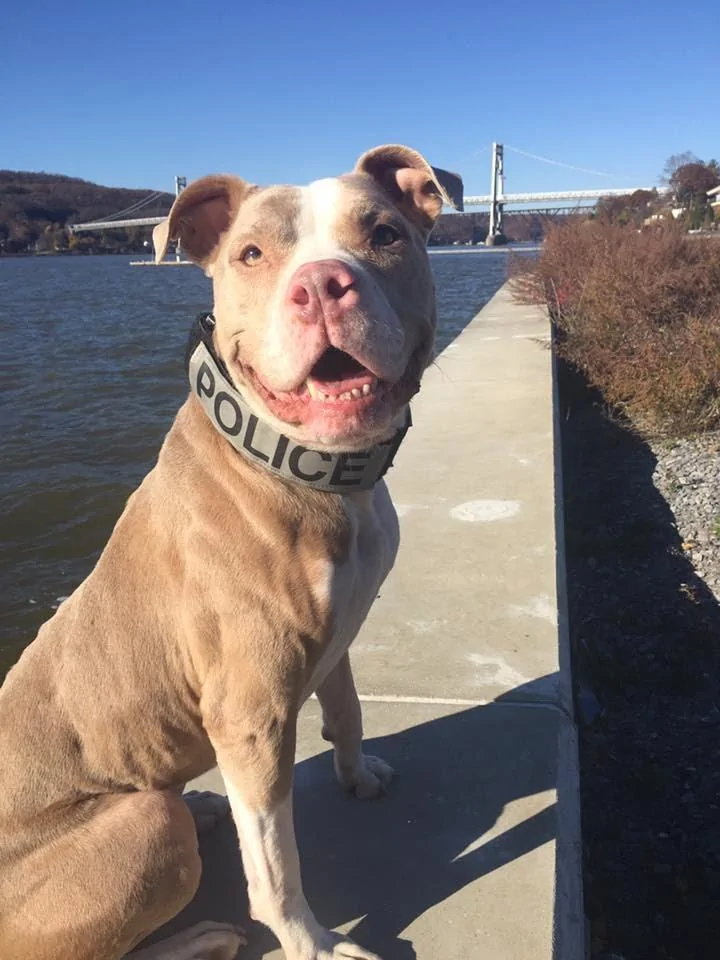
left=511, top=221, right=720, bottom=436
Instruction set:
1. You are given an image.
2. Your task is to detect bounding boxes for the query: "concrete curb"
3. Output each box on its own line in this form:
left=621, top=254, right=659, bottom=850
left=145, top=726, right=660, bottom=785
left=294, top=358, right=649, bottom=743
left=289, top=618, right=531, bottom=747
left=550, top=331, right=587, bottom=959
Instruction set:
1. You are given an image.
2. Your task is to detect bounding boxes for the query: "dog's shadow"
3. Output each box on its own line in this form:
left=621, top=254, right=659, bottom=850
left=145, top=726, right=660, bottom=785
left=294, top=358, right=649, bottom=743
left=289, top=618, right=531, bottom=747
left=145, top=677, right=559, bottom=958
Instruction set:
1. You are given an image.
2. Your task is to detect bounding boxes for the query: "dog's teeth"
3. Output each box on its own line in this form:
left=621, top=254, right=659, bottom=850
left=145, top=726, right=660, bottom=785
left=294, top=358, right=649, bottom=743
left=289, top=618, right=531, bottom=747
left=306, top=379, right=379, bottom=403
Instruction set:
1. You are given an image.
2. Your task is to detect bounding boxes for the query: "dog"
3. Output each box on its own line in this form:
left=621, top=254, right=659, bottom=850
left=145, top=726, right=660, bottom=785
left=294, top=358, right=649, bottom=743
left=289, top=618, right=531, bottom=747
left=0, top=145, right=462, bottom=960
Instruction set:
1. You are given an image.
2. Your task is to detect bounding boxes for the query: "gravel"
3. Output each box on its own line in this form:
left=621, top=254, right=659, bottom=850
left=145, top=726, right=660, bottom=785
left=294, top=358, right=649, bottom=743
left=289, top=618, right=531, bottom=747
left=652, top=435, right=720, bottom=598
left=559, top=362, right=720, bottom=960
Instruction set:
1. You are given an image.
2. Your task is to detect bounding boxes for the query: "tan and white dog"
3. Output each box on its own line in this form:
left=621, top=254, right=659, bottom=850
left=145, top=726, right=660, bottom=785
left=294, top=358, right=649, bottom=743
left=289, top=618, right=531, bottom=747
left=0, top=146, right=462, bottom=960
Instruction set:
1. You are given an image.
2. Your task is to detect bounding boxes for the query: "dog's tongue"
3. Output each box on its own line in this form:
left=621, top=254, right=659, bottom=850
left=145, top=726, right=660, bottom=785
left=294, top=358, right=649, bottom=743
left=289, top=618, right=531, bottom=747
left=306, top=348, right=375, bottom=397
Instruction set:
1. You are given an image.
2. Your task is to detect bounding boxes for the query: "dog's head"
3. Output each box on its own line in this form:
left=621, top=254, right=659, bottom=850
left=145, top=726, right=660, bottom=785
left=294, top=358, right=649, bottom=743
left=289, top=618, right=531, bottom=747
left=154, top=145, right=462, bottom=452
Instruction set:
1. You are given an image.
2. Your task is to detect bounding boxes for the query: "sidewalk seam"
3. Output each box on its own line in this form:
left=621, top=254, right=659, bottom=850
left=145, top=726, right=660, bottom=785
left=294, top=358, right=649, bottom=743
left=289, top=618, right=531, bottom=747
left=311, top=692, right=575, bottom=723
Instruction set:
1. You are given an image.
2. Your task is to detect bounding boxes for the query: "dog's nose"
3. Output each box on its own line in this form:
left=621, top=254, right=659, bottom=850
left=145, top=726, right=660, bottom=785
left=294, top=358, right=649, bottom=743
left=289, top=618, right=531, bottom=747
left=286, top=260, right=360, bottom=321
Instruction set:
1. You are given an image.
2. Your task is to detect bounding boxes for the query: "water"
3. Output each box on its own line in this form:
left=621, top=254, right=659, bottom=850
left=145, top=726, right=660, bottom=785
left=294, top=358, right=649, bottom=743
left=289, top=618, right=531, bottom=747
left=0, top=250, right=511, bottom=666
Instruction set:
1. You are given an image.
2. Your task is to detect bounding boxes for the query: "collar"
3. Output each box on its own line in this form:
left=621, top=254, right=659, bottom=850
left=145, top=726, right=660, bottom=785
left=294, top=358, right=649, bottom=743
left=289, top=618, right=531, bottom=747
left=185, top=313, right=411, bottom=493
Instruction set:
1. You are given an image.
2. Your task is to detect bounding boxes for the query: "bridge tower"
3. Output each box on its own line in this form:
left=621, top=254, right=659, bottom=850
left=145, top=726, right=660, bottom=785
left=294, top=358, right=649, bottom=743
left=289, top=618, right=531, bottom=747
left=485, top=143, right=506, bottom=246
left=173, top=177, right=187, bottom=260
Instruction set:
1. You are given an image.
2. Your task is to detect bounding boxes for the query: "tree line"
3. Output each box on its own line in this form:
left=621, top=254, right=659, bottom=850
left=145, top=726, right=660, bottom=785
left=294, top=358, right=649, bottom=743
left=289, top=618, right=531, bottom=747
left=594, top=153, right=720, bottom=229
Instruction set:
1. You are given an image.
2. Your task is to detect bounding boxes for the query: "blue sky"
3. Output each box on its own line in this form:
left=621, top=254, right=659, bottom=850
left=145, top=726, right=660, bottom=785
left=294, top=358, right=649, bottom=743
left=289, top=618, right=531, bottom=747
left=2, top=0, right=719, bottom=197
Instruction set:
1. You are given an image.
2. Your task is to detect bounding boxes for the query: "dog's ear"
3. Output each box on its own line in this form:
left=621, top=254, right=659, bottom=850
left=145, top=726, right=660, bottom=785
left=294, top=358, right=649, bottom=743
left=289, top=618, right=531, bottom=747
left=354, top=145, right=464, bottom=236
left=153, top=174, right=251, bottom=269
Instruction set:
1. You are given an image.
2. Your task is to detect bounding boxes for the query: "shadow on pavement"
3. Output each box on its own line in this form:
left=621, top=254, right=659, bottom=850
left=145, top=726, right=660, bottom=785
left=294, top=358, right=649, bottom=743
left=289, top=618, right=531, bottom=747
left=143, top=676, right=560, bottom=958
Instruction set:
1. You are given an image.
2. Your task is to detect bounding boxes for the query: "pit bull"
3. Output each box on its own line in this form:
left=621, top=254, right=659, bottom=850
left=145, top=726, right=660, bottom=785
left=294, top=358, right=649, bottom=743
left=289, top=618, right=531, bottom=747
left=0, top=145, right=462, bottom=960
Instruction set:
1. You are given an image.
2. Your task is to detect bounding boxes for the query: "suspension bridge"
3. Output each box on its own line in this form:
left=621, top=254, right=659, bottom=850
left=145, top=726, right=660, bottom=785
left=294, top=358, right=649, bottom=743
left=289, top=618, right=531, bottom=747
left=69, top=145, right=657, bottom=247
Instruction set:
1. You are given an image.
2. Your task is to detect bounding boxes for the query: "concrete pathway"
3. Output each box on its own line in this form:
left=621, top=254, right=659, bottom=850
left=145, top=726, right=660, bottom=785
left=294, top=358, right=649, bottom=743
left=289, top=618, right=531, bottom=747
left=143, top=283, right=584, bottom=959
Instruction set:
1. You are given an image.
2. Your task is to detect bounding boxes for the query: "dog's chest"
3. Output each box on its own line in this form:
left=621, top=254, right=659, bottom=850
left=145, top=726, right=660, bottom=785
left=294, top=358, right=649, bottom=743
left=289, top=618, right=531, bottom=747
left=304, top=483, right=399, bottom=698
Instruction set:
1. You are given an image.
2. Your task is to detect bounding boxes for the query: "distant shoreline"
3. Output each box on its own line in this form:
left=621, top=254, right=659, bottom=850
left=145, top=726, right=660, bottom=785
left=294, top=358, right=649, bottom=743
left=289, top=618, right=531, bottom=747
left=0, top=250, right=132, bottom=259
left=428, top=244, right=542, bottom=254
left=2, top=243, right=543, bottom=262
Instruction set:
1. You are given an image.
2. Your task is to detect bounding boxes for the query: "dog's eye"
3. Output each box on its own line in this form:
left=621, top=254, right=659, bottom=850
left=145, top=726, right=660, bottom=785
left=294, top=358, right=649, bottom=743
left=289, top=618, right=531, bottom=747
left=240, top=245, right=263, bottom=265
left=371, top=224, right=401, bottom=247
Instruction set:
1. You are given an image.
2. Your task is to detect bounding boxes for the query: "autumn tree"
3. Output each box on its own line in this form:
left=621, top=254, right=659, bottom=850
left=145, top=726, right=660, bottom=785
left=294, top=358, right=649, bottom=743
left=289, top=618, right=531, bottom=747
left=596, top=189, right=659, bottom=226
left=661, top=151, right=700, bottom=184
left=670, top=162, right=720, bottom=207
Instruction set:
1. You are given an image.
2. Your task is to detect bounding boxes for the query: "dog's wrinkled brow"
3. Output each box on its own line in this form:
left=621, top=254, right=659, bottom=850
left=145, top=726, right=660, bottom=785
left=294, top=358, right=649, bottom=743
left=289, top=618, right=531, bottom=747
left=235, top=186, right=303, bottom=250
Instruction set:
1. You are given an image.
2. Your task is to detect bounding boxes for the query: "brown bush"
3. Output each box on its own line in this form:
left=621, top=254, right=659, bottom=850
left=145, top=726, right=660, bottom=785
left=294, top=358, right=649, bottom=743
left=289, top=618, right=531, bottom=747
left=511, top=221, right=720, bottom=436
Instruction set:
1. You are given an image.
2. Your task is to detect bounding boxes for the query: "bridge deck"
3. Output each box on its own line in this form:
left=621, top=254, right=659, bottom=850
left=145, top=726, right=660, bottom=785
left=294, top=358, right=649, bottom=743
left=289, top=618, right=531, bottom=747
left=69, top=184, right=662, bottom=232
left=70, top=215, right=167, bottom=232
left=465, top=186, right=658, bottom=206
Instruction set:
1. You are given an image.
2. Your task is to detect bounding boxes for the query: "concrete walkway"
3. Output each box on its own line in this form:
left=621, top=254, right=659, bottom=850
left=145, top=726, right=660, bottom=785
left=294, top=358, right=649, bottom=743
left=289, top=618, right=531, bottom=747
left=148, top=283, right=584, bottom=959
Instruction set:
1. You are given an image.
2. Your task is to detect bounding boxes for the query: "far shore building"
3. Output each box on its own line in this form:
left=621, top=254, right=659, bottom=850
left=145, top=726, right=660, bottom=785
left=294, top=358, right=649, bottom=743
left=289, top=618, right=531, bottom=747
left=708, top=184, right=720, bottom=219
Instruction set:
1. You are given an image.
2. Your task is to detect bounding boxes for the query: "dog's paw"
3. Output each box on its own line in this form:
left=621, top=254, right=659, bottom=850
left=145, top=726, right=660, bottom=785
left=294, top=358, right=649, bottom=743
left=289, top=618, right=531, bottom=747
left=291, top=928, right=382, bottom=960
left=335, top=754, right=394, bottom=800
left=130, top=921, right=246, bottom=959
left=326, top=941, right=382, bottom=959
left=183, top=790, right=231, bottom=834
left=318, top=932, right=382, bottom=959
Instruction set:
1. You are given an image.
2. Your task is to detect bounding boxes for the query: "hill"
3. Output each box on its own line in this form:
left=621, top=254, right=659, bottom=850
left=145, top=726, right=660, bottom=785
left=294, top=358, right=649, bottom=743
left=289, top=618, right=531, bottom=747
left=0, top=171, right=174, bottom=254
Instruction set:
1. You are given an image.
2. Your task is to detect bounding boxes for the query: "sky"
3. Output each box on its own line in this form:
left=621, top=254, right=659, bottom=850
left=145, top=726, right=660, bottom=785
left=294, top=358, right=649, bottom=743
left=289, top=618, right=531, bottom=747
left=2, top=0, right=719, bottom=199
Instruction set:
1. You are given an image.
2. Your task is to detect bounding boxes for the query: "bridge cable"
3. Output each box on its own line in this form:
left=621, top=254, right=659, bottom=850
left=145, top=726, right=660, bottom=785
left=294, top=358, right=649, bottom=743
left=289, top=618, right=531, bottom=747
left=82, top=191, right=168, bottom=226
left=504, top=144, right=627, bottom=180
left=449, top=144, right=491, bottom=170
left=100, top=191, right=166, bottom=222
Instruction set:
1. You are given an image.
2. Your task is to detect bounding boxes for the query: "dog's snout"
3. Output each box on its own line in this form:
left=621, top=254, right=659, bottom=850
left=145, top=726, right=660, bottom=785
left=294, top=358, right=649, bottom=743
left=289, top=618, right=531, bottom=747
left=287, top=260, right=359, bottom=321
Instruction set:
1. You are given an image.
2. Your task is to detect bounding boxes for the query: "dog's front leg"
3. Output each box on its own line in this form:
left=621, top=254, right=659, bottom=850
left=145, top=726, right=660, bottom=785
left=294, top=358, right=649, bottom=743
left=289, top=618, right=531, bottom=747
left=317, top=654, right=393, bottom=799
left=213, top=704, right=381, bottom=960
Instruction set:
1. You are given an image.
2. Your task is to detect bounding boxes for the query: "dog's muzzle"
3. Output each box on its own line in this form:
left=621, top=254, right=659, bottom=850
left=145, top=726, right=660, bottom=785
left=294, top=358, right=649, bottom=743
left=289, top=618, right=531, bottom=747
left=185, top=314, right=411, bottom=494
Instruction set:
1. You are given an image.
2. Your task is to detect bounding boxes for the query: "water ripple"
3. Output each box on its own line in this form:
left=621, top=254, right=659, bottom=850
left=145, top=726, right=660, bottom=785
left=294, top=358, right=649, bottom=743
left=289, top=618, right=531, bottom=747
left=0, top=251, right=509, bottom=662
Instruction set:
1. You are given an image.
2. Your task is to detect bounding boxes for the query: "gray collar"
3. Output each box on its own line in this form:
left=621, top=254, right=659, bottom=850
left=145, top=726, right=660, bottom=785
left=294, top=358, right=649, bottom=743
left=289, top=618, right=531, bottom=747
left=186, top=326, right=411, bottom=494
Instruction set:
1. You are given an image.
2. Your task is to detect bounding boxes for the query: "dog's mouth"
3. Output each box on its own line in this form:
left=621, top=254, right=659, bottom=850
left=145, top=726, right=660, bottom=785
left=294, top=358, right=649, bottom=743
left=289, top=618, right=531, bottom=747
left=303, top=347, right=379, bottom=402
left=244, top=346, right=385, bottom=415
left=241, top=343, right=425, bottom=435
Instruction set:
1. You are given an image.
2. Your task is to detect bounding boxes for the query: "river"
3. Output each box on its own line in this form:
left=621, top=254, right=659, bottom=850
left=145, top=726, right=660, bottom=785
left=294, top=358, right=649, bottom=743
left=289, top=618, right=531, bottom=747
left=0, top=249, right=518, bottom=667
